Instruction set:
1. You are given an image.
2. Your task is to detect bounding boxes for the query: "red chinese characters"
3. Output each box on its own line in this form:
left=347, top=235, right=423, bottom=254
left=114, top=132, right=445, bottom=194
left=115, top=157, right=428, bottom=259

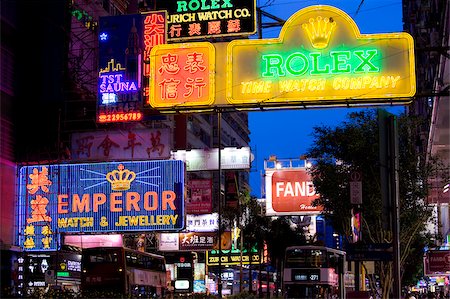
left=150, top=43, right=215, bottom=108
left=142, top=11, right=166, bottom=100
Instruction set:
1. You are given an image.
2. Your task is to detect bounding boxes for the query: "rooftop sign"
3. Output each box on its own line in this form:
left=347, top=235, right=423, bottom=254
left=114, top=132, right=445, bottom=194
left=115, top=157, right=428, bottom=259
left=153, top=0, right=256, bottom=41
left=227, top=5, right=415, bottom=107
left=265, top=168, right=322, bottom=215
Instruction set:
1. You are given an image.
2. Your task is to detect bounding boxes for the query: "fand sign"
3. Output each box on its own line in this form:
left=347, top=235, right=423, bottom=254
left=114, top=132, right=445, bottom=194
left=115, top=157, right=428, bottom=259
left=18, top=160, right=185, bottom=251
left=265, top=169, right=321, bottom=216
left=226, top=5, right=415, bottom=107
left=425, top=250, right=450, bottom=274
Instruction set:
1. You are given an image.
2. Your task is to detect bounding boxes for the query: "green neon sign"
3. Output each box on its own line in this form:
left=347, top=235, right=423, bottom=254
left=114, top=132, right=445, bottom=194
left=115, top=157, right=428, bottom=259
left=261, top=49, right=380, bottom=78
left=227, top=5, right=415, bottom=106
left=56, top=271, right=70, bottom=277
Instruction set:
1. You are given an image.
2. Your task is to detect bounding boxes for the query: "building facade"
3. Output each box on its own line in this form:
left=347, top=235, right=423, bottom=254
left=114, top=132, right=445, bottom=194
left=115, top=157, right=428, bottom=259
left=403, top=0, right=450, bottom=243
left=1, top=0, right=250, bottom=295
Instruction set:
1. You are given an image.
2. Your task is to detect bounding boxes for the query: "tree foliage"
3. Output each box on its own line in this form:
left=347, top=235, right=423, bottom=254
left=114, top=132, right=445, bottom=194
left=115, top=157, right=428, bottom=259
left=222, top=191, right=306, bottom=295
left=305, top=109, right=445, bottom=298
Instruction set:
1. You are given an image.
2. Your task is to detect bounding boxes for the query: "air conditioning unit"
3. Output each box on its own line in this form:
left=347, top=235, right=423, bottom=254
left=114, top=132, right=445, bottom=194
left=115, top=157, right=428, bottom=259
left=45, top=270, right=55, bottom=284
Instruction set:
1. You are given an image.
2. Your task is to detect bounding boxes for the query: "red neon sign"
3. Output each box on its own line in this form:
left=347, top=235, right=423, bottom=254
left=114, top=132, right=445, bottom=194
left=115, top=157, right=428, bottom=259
left=98, top=112, right=143, bottom=123
left=149, top=43, right=215, bottom=108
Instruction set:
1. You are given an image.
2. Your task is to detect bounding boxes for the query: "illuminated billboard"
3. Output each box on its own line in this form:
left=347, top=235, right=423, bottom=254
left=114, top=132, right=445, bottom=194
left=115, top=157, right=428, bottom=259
left=265, top=168, right=322, bottom=216
left=226, top=5, right=415, bottom=107
left=98, top=12, right=166, bottom=123
left=425, top=250, right=450, bottom=275
left=18, top=160, right=185, bottom=251
left=206, top=247, right=260, bottom=266
left=172, top=147, right=252, bottom=171
left=153, top=0, right=256, bottom=41
left=149, top=42, right=215, bottom=109
left=186, top=180, right=213, bottom=214
left=159, top=231, right=231, bottom=251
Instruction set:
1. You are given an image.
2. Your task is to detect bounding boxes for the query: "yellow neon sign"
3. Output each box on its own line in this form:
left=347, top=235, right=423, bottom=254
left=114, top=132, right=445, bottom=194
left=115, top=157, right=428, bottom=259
left=227, top=5, right=416, bottom=106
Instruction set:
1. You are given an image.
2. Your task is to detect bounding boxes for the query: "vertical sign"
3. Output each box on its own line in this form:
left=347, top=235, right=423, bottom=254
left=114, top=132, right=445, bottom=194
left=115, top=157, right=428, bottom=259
left=149, top=42, right=215, bottom=109
left=225, top=171, right=239, bottom=208
left=98, top=12, right=167, bottom=123
left=142, top=11, right=167, bottom=103
left=98, top=14, right=144, bottom=123
left=350, top=171, right=362, bottom=205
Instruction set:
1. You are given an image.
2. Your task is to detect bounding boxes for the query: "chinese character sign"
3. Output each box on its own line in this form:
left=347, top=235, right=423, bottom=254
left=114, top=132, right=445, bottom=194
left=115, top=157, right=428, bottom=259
left=158, top=232, right=231, bottom=251
left=18, top=167, right=58, bottom=251
left=186, top=179, right=213, bottom=214
left=142, top=11, right=167, bottom=102
left=71, top=129, right=171, bottom=161
left=149, top=42, right=215, bottom=108
left=153, top=0, right=256, bottom=41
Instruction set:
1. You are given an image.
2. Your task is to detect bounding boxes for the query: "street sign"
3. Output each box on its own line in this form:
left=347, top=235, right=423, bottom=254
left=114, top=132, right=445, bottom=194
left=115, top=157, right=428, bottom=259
left=350, top=171, right=362, bottom=204
left=347, top=251, right=393, bottom=261
left=346, top=243, right=393, bottom=261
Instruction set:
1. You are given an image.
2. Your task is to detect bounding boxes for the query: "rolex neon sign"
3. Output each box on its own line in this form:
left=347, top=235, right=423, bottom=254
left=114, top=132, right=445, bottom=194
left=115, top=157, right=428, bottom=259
left=226, top=5, right=416, bottom=107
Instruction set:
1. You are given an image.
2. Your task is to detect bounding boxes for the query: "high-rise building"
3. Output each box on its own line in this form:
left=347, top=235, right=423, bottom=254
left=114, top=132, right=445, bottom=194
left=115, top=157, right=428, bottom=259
left=403, top=0, right=449, bottom=242
left=1, top=0, right=250, bottom=295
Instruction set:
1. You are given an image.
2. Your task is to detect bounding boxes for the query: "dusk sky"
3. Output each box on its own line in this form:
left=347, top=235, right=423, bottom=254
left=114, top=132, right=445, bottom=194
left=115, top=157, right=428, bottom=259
left=248, top=0, right=405, bottom=198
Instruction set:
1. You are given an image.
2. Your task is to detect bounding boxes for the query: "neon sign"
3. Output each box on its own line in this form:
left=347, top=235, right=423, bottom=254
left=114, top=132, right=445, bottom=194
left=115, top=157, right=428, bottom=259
left=149, top=42, right=215, bottom=108
left=99, top=72, right=138, bottom=93
left=97, top=13, right=144, bottom=122
left=153, top=0, right=256, bottom=41
left=260, top=49, right=380, bottom=77
left=18, top=160, right=185, bottom=251
left=226, top=5, right=416, bottom=107
left=142, top=11, right=167, bottom=101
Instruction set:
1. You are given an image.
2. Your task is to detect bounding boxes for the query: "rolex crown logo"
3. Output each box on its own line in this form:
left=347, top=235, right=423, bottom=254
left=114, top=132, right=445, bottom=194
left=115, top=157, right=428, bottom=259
left=106, top=164, right=136, bottom=191
left=302, top=16, right=336, bottom=49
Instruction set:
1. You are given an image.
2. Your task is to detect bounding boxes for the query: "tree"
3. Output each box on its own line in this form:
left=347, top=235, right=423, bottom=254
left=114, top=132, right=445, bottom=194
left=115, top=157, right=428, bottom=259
left=304, top=109, right=445, bottom=299
left=222, top=192, right=306, bottom=296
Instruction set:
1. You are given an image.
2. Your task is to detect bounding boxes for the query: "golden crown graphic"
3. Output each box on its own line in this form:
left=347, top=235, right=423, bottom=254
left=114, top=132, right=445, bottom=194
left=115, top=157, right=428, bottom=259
left=302, top=16, right=336, bottom=49
left=106, top=164, right=136, bottom=191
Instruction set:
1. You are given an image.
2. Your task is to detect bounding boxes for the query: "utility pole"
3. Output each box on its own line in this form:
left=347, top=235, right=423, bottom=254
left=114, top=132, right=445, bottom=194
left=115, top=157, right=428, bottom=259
left=217, top=110, right=223, bottom=298
left=378, top=109, right=401, bottom=299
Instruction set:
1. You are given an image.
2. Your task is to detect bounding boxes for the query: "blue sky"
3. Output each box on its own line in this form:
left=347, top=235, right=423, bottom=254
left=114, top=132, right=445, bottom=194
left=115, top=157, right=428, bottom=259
left=248, top=0, right=405, bottom=198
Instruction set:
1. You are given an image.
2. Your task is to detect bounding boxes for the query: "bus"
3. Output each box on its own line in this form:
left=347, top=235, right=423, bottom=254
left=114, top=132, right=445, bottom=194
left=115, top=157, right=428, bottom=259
left=219, top=268, right=276, bottom=296
left=283, top=245, right=345, bottom=299
left=81, top=247, right=167, bottom=297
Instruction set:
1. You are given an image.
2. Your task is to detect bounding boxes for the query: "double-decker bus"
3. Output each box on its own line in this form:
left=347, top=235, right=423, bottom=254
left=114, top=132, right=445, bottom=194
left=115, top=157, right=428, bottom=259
left=81, top=247, right=167, bottom=297
left=283, top=245, right=345, bottom=299
left=219, top=268, right=275, bottom=296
